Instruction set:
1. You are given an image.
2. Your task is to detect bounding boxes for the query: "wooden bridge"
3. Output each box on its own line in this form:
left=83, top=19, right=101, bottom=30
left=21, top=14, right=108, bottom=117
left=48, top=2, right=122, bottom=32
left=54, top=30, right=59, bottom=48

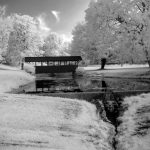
left=23, top=56, right=82, bottom=74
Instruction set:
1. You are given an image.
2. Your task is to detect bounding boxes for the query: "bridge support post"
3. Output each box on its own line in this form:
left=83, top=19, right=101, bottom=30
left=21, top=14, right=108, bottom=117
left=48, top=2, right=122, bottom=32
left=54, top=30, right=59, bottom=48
left=21, top=59, right=24, bottom=70
left=72, top=71, right=76, bottom=77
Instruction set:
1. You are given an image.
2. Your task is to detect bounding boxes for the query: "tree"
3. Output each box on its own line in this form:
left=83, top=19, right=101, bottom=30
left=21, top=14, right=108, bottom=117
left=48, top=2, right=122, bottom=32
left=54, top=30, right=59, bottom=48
left=71, top=0, right=120, bottom=67
left=85, top=0, right=119, bottom=66
left=5, top=14, right=44, bottom=65
left=71, top=22, right=90, bottom=64
left=42, top=32, right=70, bottom=56
left=114, top=0, right=150, bottom=66
left=71, top=0, right=150, bottom=68
left=95, top=0, right=150, bottom=65
left=0, top=6, right=12, bottom=62
left=0, top=6, right=5, bottom=18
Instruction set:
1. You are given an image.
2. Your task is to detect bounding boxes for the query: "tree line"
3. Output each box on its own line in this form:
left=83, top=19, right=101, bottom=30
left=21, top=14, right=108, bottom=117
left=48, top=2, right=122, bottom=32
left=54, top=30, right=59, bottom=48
left=0, top=6, right=70, bottom=66
left=71, top=0, right=150, bottom=67
left=1, top=0, right=150, bottom=68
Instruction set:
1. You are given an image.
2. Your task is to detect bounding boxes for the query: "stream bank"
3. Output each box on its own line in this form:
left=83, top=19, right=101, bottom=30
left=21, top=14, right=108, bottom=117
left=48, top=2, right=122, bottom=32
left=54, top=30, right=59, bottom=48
left=1, top=64, right=150, bottom=150
left=11, top=74, right=150, bottom=150
left=5, top=65, right=150, bottom=150
left=96, top=91, right=150, bottom=150
left=13, top=86, right=150, bottom=150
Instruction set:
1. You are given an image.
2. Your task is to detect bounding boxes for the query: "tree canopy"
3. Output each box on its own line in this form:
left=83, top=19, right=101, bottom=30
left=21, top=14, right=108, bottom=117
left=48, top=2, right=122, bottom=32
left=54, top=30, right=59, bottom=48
left=0, top=6, right=70, bottom=66
left=71, top=0, right=150, bottom=66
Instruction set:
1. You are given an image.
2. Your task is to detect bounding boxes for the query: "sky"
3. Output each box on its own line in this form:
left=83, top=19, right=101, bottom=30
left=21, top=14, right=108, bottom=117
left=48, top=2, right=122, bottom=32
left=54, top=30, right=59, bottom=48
left=0, top=0, right=91, bottom=41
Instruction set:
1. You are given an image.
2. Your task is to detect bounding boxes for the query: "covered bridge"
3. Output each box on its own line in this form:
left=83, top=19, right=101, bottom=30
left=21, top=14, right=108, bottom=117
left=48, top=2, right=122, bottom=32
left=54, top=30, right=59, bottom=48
left=23, top=56, right=82, bottom=74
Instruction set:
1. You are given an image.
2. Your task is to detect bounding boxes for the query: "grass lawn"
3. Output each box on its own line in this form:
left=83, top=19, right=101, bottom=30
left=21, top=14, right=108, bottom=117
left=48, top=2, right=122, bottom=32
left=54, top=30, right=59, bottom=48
left=82, top=64, right=150, bottom=79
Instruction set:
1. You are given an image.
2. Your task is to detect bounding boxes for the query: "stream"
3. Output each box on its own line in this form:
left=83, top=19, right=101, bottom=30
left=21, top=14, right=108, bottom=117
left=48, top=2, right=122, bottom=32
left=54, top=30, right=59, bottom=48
left=14, top=74, right=150, bottom=150
left=17, top=74, right=150, bottom=93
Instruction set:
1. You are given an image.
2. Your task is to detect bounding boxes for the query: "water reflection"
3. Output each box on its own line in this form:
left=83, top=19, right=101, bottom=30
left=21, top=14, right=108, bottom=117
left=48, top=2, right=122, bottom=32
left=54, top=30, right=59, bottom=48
left=102, top=80, right=107, bottom=92
left=35, top=78, right=82, bottom=93
left=31, top=76, right=150, bottom=93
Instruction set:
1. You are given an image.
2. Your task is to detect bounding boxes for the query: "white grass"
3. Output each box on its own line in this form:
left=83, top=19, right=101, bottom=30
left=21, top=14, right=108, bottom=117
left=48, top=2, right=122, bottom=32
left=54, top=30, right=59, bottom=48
left=0, top=64, right=20, bottom=71
left=117, top=93, right=150, bottom=150
left=83, top=64, right=149, bottom=71
left=0, top=64, right=34, bottom=93
left=79, top=64, right=150, bottom=79
left=0, top=94, right=114, bottom=150
left=106, top=64, right=149, bottom=69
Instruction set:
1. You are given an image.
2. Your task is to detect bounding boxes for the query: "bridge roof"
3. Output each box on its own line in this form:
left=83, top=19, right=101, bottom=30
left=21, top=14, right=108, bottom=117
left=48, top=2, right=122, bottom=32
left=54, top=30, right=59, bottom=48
left=24, top=56, right=82, bottom=62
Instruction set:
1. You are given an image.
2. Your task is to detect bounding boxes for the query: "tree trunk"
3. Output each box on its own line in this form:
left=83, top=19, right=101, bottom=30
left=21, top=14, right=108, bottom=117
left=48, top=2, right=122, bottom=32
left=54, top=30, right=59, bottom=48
left=101, top=58, right=106, bottom=70
left=147, top=60, right=150, bottom=68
